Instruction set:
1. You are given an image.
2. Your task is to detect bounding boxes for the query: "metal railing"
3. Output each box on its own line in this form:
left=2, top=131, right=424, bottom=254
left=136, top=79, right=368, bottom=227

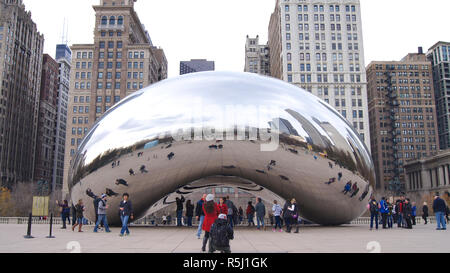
left=350, top=216, right=436, bottom=225
left=0, top=217, right=93, bottom=225
left=0, top=216, right=439, bottom=226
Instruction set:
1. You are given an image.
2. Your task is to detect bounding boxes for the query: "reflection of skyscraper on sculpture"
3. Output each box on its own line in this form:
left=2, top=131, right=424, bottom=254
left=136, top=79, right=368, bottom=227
left=285, top=109, right=329, bottom=148
left=270, top=118, right=306, bottom=144
left=312, top=118, right=355, bottom=161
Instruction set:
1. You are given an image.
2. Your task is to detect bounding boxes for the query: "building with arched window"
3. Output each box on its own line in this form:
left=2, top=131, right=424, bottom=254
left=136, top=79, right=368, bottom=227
left=63, top=0, right=168, bottom=198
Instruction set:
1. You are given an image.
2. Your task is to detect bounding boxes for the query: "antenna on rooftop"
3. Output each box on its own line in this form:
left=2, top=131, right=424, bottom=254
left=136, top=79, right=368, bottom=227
left=61, top=18, right=69, bottom=45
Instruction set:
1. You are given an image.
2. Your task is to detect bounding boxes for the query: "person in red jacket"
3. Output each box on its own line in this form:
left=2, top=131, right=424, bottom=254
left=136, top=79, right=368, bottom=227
left=202, top=194, right=220, bottom=252
left=218, top=197, right=228, bottom=215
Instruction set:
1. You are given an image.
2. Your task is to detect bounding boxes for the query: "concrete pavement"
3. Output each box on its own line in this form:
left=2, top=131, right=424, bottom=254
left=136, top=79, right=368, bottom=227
left=0, top=223, right=448, bottom=253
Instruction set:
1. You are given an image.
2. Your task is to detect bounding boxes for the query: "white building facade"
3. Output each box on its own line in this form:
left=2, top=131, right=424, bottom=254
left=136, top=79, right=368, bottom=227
left=268, top=0, right=370, bottom=149
left=244, top=35, right=270, bottom=76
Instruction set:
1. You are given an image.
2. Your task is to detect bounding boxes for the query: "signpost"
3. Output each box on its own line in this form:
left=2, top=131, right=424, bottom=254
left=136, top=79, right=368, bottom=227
left=32, top=196, right=49, bottom=217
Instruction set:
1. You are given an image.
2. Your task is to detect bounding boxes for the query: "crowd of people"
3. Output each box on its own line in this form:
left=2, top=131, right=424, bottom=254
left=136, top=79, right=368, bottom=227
left=367, top=193, right=449, bottom=231
left=57, top=192, right=134, bottom=236
left=54, top=189, right=448, bottom=254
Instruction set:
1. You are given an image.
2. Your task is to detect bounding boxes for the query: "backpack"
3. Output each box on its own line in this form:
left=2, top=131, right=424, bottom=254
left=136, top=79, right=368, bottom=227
left=369, top=201, right=378, bottom=213
left=210, top=221, right=230, bottom=247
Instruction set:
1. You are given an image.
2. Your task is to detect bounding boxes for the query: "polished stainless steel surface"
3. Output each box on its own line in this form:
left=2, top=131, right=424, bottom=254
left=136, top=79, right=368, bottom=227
left=69, top=71, right=375, bottom=226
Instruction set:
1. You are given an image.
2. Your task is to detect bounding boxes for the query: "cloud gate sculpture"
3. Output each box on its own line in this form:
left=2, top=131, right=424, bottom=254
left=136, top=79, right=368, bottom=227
left=69, top=71, right=375, bottom=226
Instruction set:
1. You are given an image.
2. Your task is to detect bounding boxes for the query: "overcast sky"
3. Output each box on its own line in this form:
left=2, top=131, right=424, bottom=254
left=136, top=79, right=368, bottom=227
left=22, top=0, right=450, bottom=78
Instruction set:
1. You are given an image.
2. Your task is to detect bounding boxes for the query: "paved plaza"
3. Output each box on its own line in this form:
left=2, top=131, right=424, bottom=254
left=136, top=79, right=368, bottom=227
left=0, top=223, right=448, bottom=253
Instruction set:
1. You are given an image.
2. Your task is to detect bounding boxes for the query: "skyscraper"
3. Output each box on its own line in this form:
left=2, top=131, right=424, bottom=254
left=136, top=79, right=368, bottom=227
left=34, top=55, right=59, bottom=191
left=244, top=35, right=270, bottom=75
left=62, top=0, right=167, bottom=196
left=366, top=50, right=439, bottom=195
left=427, top=42, right=450, bottom=150
left=52, top=44, right=71, bottom=192
left=0, top=0, right=44, bottom=187
left=180, top=59, right=215, bottom=75
left=268, top=0, right=370, bottom=148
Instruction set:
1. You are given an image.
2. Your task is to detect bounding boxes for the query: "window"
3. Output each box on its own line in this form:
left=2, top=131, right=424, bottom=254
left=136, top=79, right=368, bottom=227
left=96, top=106, right=101, bottom=113
left=101, top=16, right=107, bottom=25
left=118, top=16, right=123, bottom=25
left=109, top=16, right=115, bottom=25
left=117, top=41, right=123, bottom=48
left=114, top=96, right=120, bottom=103
left=99, top=41, right=105, bottom=48
left=108, top=41, right=114, bottom=49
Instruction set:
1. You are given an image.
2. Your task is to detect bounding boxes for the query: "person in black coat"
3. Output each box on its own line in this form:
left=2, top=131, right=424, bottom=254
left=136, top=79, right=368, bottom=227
left=119, top=193, right=134, bottom=236
left=176, top=196, right=185, bottom=227
left=282, top=199, right=293, bottom=233
left=195, top=194, right=206, bottom=239
left=433, top=194, right=447, bottom=230
left=209, top=214, right=234, bottom=253
left=403, top=199, right=413, bottom=229
left=186, top=200, right=195, bottom=227
left=422, top=202, right=429, bottom=225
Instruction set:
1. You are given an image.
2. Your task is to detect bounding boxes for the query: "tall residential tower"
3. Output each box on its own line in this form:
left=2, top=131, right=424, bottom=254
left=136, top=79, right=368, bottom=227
left=62, top=0, right=167, bottom=196
left=366, top=50, right=439, bottom=195
left=268, top=0, right=370, bottom=148
left=0, top=0, right=44, bottom=187
left=34, top=55, right=59, bottom=190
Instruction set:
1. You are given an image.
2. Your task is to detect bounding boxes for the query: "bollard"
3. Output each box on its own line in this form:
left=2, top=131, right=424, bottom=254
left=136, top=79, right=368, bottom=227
left=24, top=213, right=34, bottom=239
left=46, top=213, right=55, bottom=238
